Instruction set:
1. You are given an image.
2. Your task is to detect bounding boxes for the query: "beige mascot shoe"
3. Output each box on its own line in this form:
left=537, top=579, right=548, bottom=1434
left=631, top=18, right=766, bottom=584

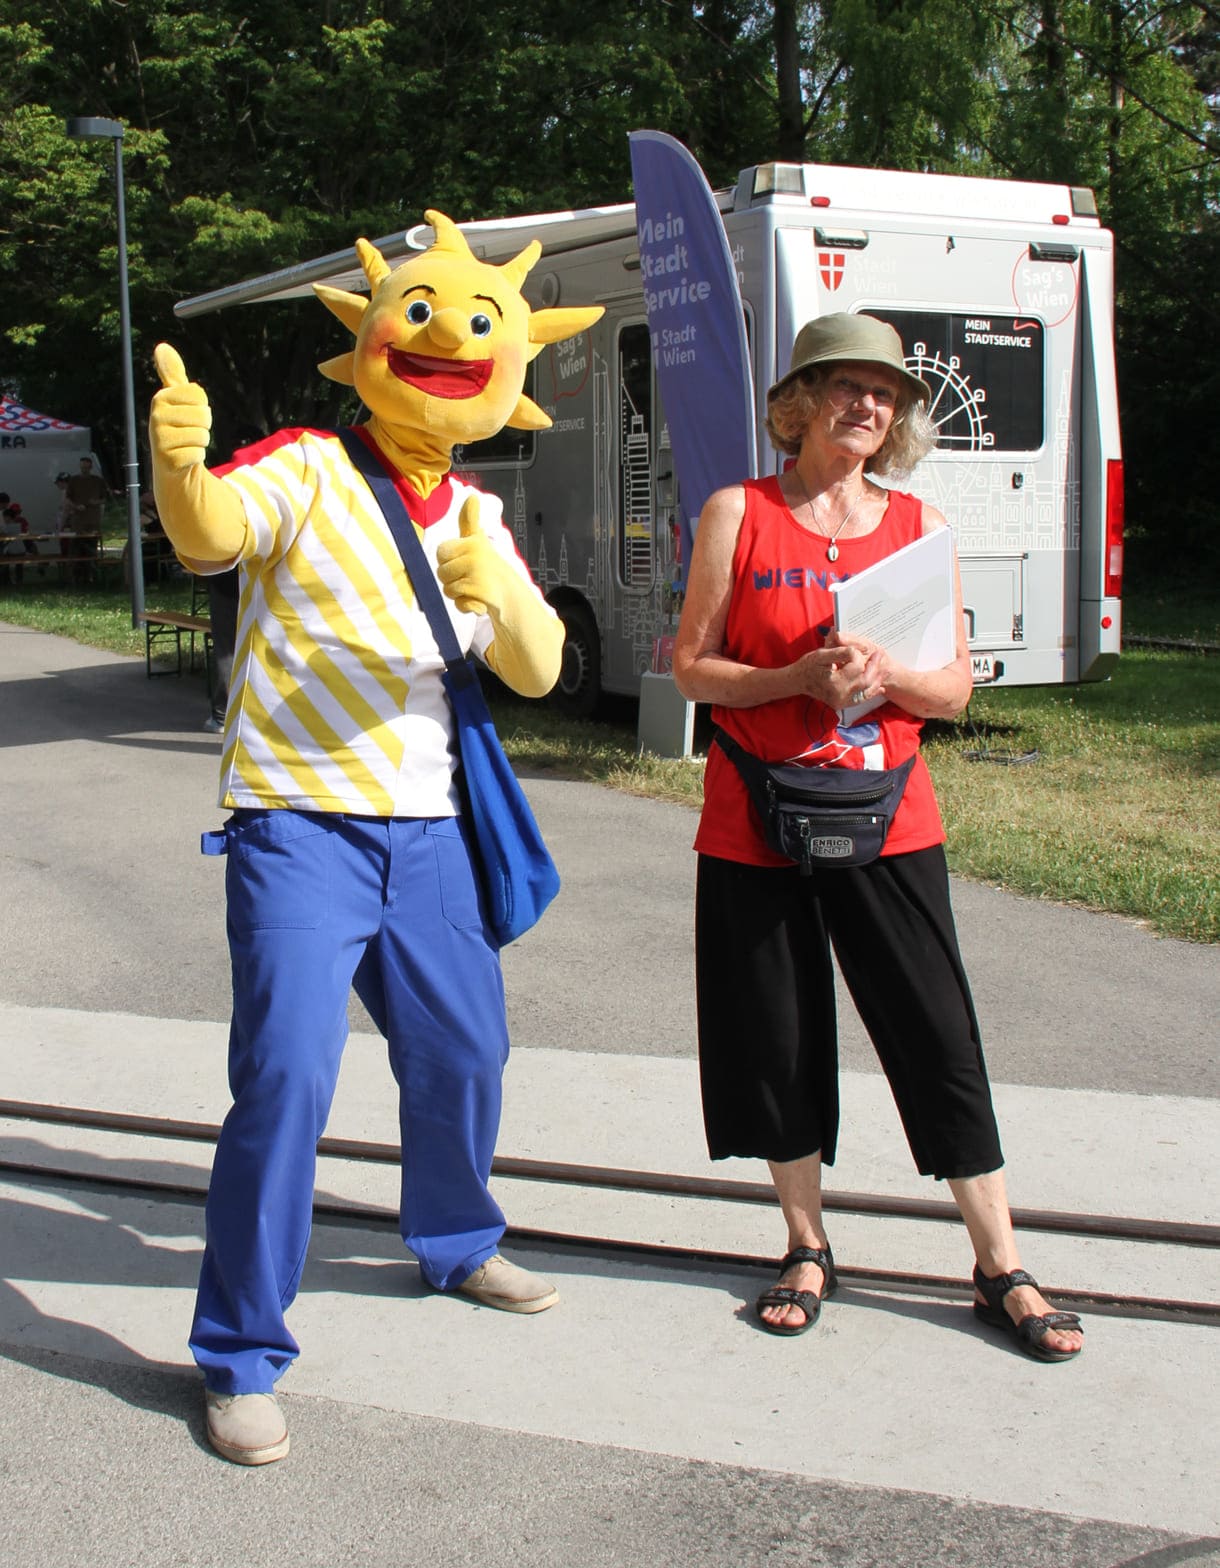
left=456, top=1254, right=559, bottom=1313
left=204, top=1391, right=290, bottom=1465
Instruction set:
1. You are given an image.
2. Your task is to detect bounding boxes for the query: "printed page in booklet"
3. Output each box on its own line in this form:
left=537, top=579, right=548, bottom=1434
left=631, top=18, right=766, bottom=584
left=829, top=525, right=956, bottom=724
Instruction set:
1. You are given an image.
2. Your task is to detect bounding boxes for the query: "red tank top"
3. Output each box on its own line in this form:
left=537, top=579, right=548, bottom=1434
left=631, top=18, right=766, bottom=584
left=694, top=476, right=945, bottom=865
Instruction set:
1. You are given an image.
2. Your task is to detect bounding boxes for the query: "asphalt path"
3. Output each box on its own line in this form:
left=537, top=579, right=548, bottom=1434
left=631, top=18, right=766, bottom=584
left=1, top=620, right=1215, bottom=1097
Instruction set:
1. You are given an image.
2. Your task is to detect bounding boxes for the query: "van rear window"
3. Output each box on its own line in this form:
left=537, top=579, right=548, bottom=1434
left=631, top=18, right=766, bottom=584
left=868, top=309, right=1045, bottom=453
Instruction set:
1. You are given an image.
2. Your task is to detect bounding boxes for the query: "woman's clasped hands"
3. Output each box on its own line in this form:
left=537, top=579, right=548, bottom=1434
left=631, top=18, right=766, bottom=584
left=791, top=630, right=893, bottom=710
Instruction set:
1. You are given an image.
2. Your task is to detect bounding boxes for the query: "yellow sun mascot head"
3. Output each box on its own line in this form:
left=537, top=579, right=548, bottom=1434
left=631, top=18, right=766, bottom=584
left=313, top=210, right=602, bottom=452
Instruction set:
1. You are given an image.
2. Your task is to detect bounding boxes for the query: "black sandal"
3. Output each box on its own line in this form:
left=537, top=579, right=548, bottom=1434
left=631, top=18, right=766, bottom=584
left=755, top=1245, right=837, bottom=1336
left=972, top=1265, right=1084, bottom=1363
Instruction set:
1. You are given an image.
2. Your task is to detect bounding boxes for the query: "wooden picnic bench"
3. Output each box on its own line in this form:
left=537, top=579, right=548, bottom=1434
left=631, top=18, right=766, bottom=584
left=1, top=533, right=93, bottom=582
left=139, top=608, right=212, bottom=680
left=1, top=533, right=174, bottom=586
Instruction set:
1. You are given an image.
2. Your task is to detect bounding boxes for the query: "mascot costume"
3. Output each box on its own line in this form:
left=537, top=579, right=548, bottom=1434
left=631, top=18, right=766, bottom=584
left=149, top=213, right=603, bottom=1466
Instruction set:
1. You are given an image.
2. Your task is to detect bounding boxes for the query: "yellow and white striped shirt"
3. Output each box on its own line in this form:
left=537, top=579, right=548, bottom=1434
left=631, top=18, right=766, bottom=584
left=199, top=426, right=549, bottom=817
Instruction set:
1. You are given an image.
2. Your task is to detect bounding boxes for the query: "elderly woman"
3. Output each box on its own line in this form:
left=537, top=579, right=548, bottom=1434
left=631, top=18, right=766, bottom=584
left=672, top=314, right=1082, bottom=1362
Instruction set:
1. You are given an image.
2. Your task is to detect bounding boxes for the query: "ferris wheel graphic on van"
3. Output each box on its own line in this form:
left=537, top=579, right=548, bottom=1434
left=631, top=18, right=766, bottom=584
left=904, top=341, right=991, bottom=449
left=871, top=309, right=1046, bottom=454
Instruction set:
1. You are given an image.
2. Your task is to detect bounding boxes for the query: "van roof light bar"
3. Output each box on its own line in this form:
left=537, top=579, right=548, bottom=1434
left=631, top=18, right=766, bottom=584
left=752, top=163, right=806, bottom=201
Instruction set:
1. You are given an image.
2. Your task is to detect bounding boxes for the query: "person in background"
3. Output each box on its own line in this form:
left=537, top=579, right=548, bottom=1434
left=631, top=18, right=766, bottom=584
left=128, top=488, right=175, bottom=587
left=65, top=455, right=109, bottom=529
left=672, top=313, right=1083, bottom=1364
left=1, top=499, right=37, bottom=585
left=203, top=566, right=239, bottom=733
left=63, top=456, right=109, bottom=582
left=0, top=497, right=25, bottom=585
left=53, top=473, right=73, bottom=534
left=53, top=473, right=76, bottom=589
left=139, top=489, right=162, bottom=533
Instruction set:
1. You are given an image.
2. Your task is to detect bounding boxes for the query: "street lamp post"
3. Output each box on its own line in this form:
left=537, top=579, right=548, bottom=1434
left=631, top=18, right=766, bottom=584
left=65, top=116, right=144, bottom=627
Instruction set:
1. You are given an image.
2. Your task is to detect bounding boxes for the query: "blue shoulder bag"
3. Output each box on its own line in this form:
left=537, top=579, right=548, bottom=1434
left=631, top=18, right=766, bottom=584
left=335, top=427, right=560, bottom=946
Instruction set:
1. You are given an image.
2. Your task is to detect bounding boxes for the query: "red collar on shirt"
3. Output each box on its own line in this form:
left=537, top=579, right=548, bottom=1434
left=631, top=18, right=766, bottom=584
left=349, top=425, right=453, bottom=527
left=213, top=425, right=455, bottom=527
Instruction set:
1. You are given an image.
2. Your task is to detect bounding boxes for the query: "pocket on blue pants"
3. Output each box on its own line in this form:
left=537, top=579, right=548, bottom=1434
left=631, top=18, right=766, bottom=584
left=425, top=816, right=484, bottom=932
left=225, top=810, right=332, bottom=933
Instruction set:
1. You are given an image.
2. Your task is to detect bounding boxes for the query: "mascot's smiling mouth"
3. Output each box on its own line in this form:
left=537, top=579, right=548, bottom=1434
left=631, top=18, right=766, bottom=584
left=386, top=347, right=493, bottom=399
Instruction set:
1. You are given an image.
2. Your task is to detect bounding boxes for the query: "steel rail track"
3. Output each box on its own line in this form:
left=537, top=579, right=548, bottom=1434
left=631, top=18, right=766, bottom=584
left=3, top=1098, right=1218, bottom=1249
left=2, top=1098, right=1217, bottom=1325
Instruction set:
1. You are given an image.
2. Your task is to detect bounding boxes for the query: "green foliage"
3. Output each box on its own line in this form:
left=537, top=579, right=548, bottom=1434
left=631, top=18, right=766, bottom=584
left=0, top=0, right=778, bottom=462
left=811, top=0, right=1010, bottom=171
left=0, top=0, right=1217, bottom=555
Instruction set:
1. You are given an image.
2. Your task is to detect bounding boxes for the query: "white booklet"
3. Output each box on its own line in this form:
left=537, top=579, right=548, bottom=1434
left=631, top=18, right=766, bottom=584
left=829, top=525, right=956, bottom=724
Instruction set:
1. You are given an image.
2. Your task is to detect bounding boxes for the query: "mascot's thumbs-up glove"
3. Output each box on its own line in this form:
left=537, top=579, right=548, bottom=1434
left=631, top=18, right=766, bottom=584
left=148, top=343, right=248, bottom=564
left=437, top=497, right=563, bottom=699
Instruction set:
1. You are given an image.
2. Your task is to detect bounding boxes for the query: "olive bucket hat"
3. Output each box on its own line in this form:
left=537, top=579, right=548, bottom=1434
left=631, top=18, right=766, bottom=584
left=767, top=313, right=931, bottom=408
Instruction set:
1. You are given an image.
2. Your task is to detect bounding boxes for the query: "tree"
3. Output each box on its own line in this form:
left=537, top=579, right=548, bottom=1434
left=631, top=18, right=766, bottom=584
left=0, top=0, right=775, bottom=461
left=768, top=1, right=1219, bottom=553
left=2, top=0, right=1217, bottom=559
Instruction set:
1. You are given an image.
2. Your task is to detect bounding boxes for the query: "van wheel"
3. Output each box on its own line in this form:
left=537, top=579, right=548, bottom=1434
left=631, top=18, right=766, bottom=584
left=550, top=602, right=601, bottom=719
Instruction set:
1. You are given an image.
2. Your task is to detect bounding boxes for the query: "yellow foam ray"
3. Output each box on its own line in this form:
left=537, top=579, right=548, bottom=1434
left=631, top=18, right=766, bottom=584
left=318, top=352, right=357, bottom=385
left=501, top=239, right=542, bottom=290
left=505, top=394, right=552, bottom=431
left=529, top=305, right=605, bottom=345
left=356, top=238, right=391, bottom=290
left=314, top=284, right=369, bottom=334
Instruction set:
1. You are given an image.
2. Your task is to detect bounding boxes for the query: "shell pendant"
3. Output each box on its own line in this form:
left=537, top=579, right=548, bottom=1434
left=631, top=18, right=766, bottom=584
left=827, top=542, right=839, bottom=562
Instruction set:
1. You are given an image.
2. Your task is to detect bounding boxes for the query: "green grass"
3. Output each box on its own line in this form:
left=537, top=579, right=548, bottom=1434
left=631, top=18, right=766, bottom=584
left=922, top=657, right=1219, bottom=944
left=495, top=697, right=707, bottom=806
left=0, top=577, right=194, bottom=657
left=2, top=578, right=1216, bottom=942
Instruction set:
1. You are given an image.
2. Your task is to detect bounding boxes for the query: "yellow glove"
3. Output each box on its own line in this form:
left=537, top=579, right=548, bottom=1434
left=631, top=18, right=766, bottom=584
left=436, top=497, right=563, bottom=698
left=149, top=344, right=248, bottom=563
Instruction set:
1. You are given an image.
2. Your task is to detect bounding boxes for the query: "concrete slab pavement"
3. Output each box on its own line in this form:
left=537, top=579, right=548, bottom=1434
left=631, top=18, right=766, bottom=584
left=2, top=1003, right=1219, bottom=1545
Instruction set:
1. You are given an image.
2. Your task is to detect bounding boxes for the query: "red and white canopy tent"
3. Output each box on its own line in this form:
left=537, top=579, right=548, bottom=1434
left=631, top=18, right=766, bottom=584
left=0, top=396, right=98, bottom=534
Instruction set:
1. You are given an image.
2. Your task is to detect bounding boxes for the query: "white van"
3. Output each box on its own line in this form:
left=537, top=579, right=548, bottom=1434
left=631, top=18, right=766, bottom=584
left=177, top=158, right=1124, bottom=716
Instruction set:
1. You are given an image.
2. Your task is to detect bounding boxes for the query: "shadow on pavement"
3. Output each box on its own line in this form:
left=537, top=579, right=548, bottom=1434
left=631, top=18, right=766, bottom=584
left=0, top=647, right=208, bottom=752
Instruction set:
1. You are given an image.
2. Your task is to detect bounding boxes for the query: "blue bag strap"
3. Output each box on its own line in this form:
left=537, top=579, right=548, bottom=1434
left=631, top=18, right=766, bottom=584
left=332, top=426, right=479, bottom=694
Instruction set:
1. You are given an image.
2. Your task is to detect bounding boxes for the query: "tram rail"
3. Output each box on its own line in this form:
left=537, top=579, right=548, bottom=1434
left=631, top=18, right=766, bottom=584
left=2, top=1097, right=1217, bottom=1326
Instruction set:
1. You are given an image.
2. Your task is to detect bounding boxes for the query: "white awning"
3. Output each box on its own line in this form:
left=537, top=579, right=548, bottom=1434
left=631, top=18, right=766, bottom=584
left=173, top=202, right=649, bottom=319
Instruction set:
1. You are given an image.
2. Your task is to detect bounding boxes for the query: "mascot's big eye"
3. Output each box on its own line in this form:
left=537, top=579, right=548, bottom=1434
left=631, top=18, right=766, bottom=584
left=470, top=313, right=494, bottom=338
left=405, top=300, right=432, bottom=325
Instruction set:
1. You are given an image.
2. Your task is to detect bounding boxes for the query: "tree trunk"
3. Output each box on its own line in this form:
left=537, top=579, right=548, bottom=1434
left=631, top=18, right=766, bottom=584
left=774, top=0, right=805, bottom=160
left=1107, top=0, right=1125, bottom=217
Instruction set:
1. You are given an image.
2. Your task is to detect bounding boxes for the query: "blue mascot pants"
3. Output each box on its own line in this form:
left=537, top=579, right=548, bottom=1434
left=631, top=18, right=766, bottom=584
left=190, top=809, right=510, bottom=1394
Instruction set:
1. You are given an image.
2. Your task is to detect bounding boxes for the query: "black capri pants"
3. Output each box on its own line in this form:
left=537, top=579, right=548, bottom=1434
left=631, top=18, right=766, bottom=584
left=695, top=845, right=1003, bottom=1180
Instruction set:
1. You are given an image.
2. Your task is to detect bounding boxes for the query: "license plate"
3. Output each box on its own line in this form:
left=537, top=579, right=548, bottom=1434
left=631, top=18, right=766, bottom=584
left=970, top=654, right=997, bottom=682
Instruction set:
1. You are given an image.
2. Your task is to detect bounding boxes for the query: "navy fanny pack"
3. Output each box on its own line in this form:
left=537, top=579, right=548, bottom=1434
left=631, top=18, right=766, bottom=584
left=714, top=726, right=915, bottom=872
